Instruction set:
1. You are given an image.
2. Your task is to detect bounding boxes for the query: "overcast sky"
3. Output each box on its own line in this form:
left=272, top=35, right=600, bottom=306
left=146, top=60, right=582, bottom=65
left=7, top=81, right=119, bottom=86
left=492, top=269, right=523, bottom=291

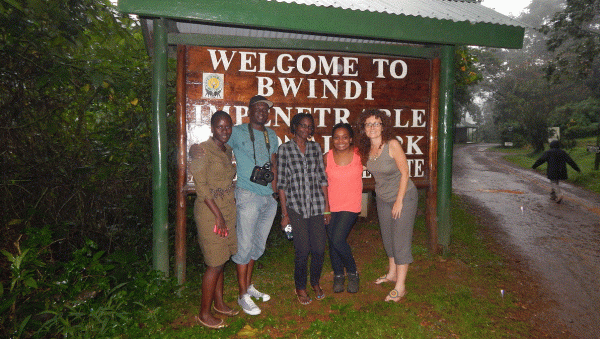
left=481, top=0, right=531, bottom=16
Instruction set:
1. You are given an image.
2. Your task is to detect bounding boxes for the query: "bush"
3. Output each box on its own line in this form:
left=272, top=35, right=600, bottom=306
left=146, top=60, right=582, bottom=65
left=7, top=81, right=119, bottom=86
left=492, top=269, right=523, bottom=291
left=563, top=122, right=599, bottom=139
left=0, top=227, right=177, bottom=338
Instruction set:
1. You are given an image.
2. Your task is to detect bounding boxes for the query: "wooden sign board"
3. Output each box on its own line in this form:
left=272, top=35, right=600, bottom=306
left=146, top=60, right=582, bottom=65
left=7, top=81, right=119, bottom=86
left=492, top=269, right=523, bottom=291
left=178, top=45, right=438, bottom=192
left=175, top=45, right=441, bottom=275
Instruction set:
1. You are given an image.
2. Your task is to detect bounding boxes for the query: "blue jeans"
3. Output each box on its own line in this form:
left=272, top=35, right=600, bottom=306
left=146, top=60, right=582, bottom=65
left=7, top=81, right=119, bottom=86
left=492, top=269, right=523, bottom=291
left=326, top=211, right=358, bottom=276
left=231, top=187, right=278, bottom=265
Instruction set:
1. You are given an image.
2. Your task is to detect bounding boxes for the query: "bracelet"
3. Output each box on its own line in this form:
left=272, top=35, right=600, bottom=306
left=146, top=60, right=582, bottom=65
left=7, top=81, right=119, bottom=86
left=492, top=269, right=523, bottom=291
left=323, top=212, right=331, bottom=215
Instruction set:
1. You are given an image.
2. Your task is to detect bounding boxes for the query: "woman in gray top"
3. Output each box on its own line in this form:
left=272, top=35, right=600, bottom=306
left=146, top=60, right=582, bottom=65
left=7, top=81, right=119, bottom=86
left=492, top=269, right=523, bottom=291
left=356, top=109, right=418, bottom=302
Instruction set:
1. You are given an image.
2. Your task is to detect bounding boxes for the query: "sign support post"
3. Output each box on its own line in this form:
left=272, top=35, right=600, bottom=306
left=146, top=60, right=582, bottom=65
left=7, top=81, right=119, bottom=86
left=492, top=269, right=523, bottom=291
left=151, top=18, right=169, bottom=275
left=437, top=45, right=455, bottom=253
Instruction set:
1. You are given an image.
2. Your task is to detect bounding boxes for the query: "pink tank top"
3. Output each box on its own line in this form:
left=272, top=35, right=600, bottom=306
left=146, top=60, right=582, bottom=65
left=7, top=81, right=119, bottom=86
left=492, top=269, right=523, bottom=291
left=326, top=148, right=363, bottom=213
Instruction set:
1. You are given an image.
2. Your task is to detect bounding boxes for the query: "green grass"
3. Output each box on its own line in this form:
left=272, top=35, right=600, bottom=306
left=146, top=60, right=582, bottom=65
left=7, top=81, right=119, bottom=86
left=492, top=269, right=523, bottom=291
left=141, top=195, right=537, bottom=338
left=3, top=195, right=538, bottom=338
left=496, top=137, right=600, bottom=194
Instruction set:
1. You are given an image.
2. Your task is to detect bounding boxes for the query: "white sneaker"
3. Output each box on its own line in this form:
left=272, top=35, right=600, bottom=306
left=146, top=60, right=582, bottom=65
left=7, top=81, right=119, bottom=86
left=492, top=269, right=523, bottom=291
left=238, top=293, right=261, bottom=315
left=247, top=284, right=271, bottom=302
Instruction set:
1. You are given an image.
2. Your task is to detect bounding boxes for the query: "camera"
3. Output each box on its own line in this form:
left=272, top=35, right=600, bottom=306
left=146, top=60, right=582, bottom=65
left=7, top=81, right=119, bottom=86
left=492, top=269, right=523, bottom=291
left=250, top=162, right=274, bottom=186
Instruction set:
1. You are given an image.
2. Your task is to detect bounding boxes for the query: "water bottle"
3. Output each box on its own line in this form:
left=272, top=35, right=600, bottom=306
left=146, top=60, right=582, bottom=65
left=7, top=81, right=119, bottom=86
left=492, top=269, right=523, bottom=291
left=284, top=224, right=293, bottom=240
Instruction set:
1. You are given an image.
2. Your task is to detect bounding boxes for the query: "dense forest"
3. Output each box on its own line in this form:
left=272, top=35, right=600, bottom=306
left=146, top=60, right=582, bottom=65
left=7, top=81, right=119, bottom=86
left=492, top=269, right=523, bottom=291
left=1, top=0, right=598, bottom=337
left=1, top=0, right=160, bottom=254
left=1, top=0, right=178, bottom=336
left=474, top=0, right=600, bottom=153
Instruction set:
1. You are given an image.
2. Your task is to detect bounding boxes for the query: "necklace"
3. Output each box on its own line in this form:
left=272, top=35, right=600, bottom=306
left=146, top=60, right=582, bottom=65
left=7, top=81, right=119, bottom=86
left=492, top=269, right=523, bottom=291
left=369, top=143, right=383, bottom=161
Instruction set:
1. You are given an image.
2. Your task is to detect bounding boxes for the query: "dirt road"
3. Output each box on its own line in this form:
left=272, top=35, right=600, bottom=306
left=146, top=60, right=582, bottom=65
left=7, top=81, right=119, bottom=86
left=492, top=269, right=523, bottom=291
left=452, top=144, right=600, bottom=339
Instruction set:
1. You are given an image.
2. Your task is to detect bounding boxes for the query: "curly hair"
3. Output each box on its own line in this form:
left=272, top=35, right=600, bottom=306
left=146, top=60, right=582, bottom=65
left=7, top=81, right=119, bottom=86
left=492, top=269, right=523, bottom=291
left=290, top=113, right=315, bottom=136
left=355, top=109, right=394, bottom=165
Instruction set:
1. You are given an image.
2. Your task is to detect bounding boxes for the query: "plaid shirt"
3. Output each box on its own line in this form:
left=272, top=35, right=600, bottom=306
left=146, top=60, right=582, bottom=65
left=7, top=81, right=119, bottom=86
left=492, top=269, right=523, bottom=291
left=277, top=140, right=328, bottom=218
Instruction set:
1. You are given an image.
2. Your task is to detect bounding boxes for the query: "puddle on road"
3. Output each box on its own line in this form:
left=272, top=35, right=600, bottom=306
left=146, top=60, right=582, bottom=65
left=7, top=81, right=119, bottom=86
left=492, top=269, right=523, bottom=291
left=478, top=189, right=525, bottom=194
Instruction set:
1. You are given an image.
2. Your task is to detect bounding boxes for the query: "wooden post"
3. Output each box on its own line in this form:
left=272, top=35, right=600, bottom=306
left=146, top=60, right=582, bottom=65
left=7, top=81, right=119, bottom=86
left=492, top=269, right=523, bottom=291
left=175, top=46, right=188, bottom=284
left=427, top=58, right=441, bottom=253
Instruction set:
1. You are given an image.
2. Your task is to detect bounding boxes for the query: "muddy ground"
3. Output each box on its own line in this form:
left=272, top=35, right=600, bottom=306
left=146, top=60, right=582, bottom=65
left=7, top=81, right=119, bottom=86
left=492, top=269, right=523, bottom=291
left=453, top=144, right=600, bottom=339
left=174, top=144, right=599, bottom=338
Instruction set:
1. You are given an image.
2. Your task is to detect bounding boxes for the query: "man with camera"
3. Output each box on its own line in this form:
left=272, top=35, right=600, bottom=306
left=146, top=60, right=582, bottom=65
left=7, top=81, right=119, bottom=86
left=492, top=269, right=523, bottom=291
left=227, top=95, right=279, bottom=315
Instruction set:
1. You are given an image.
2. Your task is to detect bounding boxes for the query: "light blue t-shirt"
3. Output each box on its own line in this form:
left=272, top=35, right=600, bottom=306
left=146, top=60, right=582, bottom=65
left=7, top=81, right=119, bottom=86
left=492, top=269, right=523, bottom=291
left=228, top=123, right=279, bottom=196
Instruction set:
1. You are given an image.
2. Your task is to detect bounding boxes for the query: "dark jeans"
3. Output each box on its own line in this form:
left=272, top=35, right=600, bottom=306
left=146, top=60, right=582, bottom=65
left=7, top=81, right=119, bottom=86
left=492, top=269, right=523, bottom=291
left=289, top=209, right=326, bottom=290
left=326, top=211, right=358, bottom=276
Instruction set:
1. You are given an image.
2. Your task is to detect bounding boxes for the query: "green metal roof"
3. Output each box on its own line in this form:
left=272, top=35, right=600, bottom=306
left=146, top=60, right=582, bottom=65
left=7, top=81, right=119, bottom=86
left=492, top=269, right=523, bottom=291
left=118, top=0, right=525, bottom=50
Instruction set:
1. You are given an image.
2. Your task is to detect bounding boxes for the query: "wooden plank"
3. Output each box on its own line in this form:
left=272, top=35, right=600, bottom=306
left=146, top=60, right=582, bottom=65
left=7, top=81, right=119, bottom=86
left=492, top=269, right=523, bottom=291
left=427, top=58, right=440, bottom=253
left=175, top=45, right=188, bottom=283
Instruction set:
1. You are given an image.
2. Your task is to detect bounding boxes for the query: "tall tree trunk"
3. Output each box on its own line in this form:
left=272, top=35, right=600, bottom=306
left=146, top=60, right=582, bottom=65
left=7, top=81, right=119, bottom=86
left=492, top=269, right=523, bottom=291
left=595, top=110, right=600, bottom=170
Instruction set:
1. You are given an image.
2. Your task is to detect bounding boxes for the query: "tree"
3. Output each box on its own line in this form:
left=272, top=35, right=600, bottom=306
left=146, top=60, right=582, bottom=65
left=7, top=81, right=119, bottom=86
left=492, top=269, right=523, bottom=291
left=473, top=0, right=597, bottom=149
left=543, top=0, right=600, bottom=166
left=490, top=62, right=589, bottom=153
left=543, top=0, right=600, bottom=97
left=492, top=66, right=548, bottom=152
left=0, top=0, right=163, bottom=256
left=454, top=46, right=484, bottom=124
left=549, top=97, right=600, bottom=137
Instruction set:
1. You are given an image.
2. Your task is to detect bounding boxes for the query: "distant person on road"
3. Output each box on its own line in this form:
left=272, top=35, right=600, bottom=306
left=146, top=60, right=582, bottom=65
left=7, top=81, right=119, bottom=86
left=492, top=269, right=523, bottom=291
left=532, top=140, right=581, bottom=203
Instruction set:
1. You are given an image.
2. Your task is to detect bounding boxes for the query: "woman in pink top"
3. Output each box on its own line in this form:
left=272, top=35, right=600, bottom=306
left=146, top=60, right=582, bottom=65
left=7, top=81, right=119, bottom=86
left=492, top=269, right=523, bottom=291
left=324, top=123, right=363, bottom=293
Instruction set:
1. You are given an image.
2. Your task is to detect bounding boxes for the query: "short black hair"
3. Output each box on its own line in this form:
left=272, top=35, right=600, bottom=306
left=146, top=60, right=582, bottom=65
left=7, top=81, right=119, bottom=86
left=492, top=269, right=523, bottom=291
left=331, top=122, right=354, bottom=139
left=290, top=113, right=314, bottom=135
left=211, top=110, right=231, bottom=126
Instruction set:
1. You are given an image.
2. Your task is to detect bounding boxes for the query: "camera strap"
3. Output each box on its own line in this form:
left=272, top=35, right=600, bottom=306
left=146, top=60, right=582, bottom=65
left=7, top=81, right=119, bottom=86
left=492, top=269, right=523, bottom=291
left=248, top=124, right=271, bottom=165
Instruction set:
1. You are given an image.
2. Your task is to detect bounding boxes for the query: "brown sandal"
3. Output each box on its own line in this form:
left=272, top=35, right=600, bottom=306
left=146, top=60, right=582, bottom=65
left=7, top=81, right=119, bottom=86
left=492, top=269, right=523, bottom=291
left=213, top=306, right=240, bottom=317
left=295, top=289, right=312, bottom=305
left=312, top=285, right=325, bottom=300
left=194, top=315, right=226, bottom=329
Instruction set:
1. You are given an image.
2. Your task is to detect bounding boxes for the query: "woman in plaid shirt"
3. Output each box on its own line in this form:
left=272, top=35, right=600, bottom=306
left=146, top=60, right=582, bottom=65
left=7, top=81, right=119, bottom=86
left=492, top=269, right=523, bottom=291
left=277, top=113, right=330, bottom=305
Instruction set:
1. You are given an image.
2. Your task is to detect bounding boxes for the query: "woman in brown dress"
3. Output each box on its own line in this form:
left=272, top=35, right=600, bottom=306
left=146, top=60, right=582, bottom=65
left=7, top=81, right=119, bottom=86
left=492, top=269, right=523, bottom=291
left=189, top=111, right=238, bottom=328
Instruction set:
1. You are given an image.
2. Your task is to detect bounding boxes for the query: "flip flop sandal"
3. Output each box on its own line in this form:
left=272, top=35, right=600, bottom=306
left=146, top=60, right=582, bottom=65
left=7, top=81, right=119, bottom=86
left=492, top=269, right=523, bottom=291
left=194, top=315, right=227, bottom=329
left=213, top=306, right=240, bottom=317
left=385, top=289, right=406, bottom=302
left=312, top=286, right=325, bottom=300
left=375, top=275, right=395, bottom=285
left=295, top=290, right=312, bottom=305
